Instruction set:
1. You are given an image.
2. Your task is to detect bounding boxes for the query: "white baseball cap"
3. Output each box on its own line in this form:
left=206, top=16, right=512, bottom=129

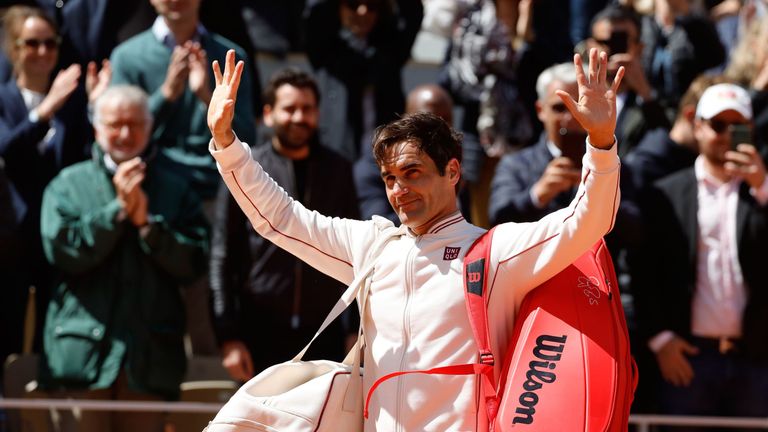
left=695, top=83, right=752, bottom=120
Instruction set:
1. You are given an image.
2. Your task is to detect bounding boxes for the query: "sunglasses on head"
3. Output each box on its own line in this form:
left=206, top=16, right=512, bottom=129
left=705, top=119, right=748, bottom=134
left=16, top=37, right=61, bottom=50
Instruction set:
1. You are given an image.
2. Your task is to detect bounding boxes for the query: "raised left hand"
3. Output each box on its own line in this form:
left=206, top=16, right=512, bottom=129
left=556, top=48, right=625, bottom=149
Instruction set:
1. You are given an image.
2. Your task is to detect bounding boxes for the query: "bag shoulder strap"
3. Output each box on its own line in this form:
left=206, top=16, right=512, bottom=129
left=292, top=222, right=405, bottom=361
left=463, top=227, right=497, bottom=367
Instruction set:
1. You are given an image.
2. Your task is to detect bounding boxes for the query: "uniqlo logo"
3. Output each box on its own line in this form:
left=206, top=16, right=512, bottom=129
left=443, top=246, right=461, bottom=260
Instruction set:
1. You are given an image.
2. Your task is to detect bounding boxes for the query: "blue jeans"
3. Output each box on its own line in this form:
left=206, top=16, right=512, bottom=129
left=658, top=339, right=768, bottom=431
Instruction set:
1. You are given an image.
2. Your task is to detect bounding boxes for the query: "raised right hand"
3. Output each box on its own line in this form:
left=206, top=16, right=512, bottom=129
left=207, top=49, right=243, bottom=148
left=221, top=340, right=254, bottom=382
left=531, top=157, right=581, bottom=206
left=36, top=64, right=81, bottom=122
left=655, top=336, right=699, bottom=387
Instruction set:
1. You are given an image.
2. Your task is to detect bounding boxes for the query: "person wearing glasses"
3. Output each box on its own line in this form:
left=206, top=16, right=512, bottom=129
left=635, top=83, right=768, bottom=428
left=0, top=5, right=98, bottom=378
left=39, top=85, right=209, bottom=432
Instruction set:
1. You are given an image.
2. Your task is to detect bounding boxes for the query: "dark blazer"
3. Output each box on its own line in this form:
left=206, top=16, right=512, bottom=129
left=635, top=168, right=768, bottom=361
left=0, top=79, right=90, bottom=268
left=615, top=92, right=671, bottom=158
left=489, top=134, right=575, bottom=225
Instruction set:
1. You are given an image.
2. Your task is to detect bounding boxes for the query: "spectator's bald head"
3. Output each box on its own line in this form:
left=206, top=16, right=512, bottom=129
left=406, top=85, right=454, bottom=124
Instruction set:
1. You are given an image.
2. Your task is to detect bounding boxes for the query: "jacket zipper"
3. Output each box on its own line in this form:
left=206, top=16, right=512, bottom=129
left=395, top=239, right=419, bottom=431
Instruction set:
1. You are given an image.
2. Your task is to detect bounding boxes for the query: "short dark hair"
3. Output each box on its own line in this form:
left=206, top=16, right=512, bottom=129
left=262, top=68, right=320, bottom=107
left=372, top=112, right=463, bottom=176
left=590, top=4, right=642, bottom=38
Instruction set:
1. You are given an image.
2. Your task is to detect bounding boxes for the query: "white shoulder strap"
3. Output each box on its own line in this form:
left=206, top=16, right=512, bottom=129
left=292, top=223, right=404, bottom=361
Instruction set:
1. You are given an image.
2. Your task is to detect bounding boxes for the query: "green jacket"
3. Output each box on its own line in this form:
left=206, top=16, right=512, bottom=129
left=39, top=147, right=209, bottom=399
left=110, top=30, right=256, bottom=199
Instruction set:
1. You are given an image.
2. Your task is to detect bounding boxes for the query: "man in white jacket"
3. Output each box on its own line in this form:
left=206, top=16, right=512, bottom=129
left=207, top=49, right=624, bottom=431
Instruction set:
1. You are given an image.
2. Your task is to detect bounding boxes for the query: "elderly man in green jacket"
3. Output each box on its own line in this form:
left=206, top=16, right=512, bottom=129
left=39, top=85, right=209, bottom=432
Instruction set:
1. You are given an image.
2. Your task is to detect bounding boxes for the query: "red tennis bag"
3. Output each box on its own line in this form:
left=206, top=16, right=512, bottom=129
left=364, top=229, right=637, bottom=431
left=464, top=229, right=637, bottom=431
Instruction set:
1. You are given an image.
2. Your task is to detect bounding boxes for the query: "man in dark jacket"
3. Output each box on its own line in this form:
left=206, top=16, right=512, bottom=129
left=39, top=85, right=208, bottom=432
left=635, top=84, right=768, bottom=427
left=209, top=69, right=360, bottom=382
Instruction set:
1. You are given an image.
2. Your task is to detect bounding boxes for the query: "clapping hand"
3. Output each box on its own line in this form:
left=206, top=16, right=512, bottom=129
left=113, top=157, right=148, bottom=227
left=556, top=48, right=625, bottom=149
left=187, top=42, right=212, bottom=105
left=86, top=60, right=112, bottom=105
left=207, top=49, right=243, bottom=148
left=36, top=64, right=81, bottom=122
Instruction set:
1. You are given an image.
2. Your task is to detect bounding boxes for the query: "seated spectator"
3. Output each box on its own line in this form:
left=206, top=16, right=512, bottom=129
left=39, top=85, right=208, bottom=432
left=583, top=4, right=670, bottom=156
left=0, top=5, right=93, bottom=363
left=210, top=69, right=359, bottom=381
left=635, top=83, right=768, bottom=429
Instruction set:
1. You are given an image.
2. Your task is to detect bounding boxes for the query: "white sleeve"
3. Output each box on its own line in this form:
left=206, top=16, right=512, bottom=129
left=490, top=138, right=621, bottom=301
left=210, top=138, right=384, bottom=285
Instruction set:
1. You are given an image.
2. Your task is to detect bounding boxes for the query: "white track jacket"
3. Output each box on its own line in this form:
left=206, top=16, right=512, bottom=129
left=210, top=138, right=621, bottom=431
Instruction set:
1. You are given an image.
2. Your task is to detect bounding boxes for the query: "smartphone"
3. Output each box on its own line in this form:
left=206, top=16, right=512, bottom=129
left=607, top=31, right=629, bottom=55
left=559, top=129, right=588, bottom=168
left=730, top=124, right=752, bottom=150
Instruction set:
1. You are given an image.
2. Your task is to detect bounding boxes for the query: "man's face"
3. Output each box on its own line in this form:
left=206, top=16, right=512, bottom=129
left=694, top=109, right=750, bottom=166
left=339, top=0, right=380, bottom=38
left=149, top=0, right=201, bottom=23
left=536, top=80, right=584, bottom=147
left=95, top=101, right=152, bottom=164
left=264, top=84, right=319, bottom=150
left=380, top=141, right=460, bottom=234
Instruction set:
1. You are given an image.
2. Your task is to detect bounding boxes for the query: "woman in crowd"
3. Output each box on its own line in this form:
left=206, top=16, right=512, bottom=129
left=0, top=5, right=95, bottom=365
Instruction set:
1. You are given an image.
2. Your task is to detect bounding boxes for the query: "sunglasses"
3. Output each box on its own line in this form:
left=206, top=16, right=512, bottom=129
left=15, top=37, right=61, bottom=50
left=705, top=119, right=748, bottom=134
left=549, top=103, right=568, bottom=114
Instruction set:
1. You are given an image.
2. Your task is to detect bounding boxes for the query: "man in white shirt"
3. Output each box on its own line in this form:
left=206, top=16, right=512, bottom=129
left=639, top=83, right=768, bottom=428
left=208, top=48, right=624, bottom=430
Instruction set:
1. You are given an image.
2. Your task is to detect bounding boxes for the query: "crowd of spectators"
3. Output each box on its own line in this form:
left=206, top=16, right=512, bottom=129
left=1, top=0, right=768, bottom=431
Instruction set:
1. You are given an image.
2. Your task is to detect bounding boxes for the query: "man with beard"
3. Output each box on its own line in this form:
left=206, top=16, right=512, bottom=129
left=637, top=83, right=768, bottom=427
left=209, top=68, right=360, bottom=381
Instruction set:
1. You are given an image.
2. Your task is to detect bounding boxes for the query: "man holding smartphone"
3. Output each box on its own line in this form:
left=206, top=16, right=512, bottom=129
left=636, top=83, right=768, bottom=428
left=585, top=5, right=670, bottom=157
